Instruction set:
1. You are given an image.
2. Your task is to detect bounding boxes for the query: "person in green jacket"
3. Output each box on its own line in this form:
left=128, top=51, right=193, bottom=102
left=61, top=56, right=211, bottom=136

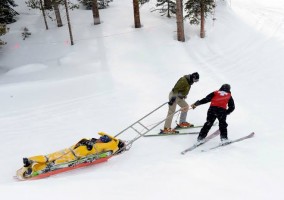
left=161, top=72, right=200, bottom=134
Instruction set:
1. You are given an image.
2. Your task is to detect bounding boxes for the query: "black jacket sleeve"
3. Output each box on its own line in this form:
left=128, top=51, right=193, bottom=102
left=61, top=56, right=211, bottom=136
left=226, top=97, right=235, bottom=115
left=194, top=92, right=214, bottom=106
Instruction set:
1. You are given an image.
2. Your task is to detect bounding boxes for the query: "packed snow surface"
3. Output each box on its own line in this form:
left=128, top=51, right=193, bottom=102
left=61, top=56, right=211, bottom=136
left=0, top=0, right=283, bottom=199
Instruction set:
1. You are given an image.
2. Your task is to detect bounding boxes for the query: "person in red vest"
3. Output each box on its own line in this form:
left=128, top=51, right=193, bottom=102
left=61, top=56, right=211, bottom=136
left=191, top=84, right=235, bottom=144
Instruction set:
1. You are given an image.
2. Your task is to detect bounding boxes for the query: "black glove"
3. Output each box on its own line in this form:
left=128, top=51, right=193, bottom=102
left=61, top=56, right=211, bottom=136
left=168, top=96, right=176, bottom=106
left=191, top=101, right=200, bottom=109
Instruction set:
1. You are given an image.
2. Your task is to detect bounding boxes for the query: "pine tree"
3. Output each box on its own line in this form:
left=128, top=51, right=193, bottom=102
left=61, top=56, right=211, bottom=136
left=40, top=0, right=49, bottom=29
left=0, top=0, right=19, bottom=24
left=44, top=0, right=53, bottom=9
left=64, top=0, right=74, bottom=45
left=25, top=0, right=79, bottom=27
left=139, top=0, right=150, bottom=5
left=153, top=0, right=176, bottom=18
left=176, top=0, right=184, bottom=41
left=184, top=0, right=215, bottom=38
left=78, top=0, right=92, bottom=9
left=51, top=0, right=62, bottom=27
left=133, top=0, right=141, bottom=28
left=92, top=0, right=100, bottom=25
left=78, top=0, right=112, bottom=9
left=26, top=0, right=79, bottom=10
left=0, top=23, right=8, bottom=45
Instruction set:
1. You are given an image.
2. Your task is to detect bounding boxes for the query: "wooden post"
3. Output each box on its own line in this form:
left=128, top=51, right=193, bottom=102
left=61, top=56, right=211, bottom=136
left=64, top=0, right=74, bottom=45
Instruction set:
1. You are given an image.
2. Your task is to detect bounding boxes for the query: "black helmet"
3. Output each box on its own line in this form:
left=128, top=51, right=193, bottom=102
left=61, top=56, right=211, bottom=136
left=191, top=72, right=199, bottom=82
left=220, top=84, right=231, bottom=92
left=100, top=135, right=111, bottom=143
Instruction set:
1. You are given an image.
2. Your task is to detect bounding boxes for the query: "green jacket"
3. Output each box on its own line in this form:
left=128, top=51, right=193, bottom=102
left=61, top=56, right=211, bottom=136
left=172, top=75, right=192, bottom=97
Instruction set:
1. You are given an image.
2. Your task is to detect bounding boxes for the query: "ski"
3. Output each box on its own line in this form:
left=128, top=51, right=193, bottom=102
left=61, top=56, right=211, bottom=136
left=174, top=125, right=201, bottom=130
left=147, top=123, right=218, bottom=137
left=144, top=131, right=199, bottom=137
left=175, top=122, right=217, bottom=130
left=180, top=129, right=220, bottom=155
left=201, top=132, right=255, bottom=152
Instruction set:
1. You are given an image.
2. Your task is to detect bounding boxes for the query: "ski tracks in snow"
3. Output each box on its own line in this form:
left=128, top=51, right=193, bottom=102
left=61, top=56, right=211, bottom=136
left=187, top=2, right=284, bottom=84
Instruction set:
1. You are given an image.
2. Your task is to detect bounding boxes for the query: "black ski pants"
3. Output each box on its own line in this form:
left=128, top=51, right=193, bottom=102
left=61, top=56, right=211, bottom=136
left=198, top=106, right=228, bottom=140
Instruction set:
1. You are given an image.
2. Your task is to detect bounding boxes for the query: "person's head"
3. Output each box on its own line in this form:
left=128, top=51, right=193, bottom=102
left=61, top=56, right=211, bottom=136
left=99, top=135, right=111, bottom=143
left=219, top=84, right=231, bottom=92
left=190, top=72, right=199, bottom=83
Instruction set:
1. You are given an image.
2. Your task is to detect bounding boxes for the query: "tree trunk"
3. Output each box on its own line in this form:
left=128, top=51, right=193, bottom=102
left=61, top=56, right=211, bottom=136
left=176, top=0, right=185, bottom=42
left=200, top=1, right=205, bottom=38
left=40, top=0, right=49, bottom=30
left=167, top=1, right=170, bottom=18
left=92, top=0, right=100, bottom=25
left=133, top=0, right=141, bottom=28
left=44, top=0, right=52, bottom=9
left=64, top=0, right=74, bottom=45
left=53, top=1, right=63, bottom=27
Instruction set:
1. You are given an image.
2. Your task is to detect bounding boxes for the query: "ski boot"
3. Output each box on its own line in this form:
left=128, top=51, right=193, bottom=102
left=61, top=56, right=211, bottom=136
left=159, top=128, right=179, bottom=134
left=220, top=138, right=231, bottom=145
left=196, top=136, right=205, bottom=145
left=175, top=122, right=194, bottom=129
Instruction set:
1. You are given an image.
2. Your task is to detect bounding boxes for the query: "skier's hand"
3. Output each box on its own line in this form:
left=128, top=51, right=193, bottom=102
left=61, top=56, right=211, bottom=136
left=191, top=104, right=197, bottom=109
left=168, top=96, right=176, bottom=106
left=192, top=101, right=200, bottom=109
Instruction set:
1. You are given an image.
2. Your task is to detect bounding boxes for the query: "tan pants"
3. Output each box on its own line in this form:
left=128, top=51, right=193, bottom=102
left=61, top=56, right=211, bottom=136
left=164, top=91, right=188, bottom=129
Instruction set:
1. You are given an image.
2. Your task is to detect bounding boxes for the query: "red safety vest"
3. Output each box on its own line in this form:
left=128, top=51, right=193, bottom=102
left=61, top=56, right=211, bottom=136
left=210, top=90, right=231, bottom=109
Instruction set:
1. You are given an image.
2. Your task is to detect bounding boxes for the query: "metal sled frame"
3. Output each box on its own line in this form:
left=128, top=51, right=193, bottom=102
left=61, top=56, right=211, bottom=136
left=114, top=102, right=185, bottom=152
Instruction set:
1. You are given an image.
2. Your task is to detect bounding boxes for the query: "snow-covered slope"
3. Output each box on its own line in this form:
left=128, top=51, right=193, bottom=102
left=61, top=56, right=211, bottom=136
left=0, top=0, right=283, bottom=199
